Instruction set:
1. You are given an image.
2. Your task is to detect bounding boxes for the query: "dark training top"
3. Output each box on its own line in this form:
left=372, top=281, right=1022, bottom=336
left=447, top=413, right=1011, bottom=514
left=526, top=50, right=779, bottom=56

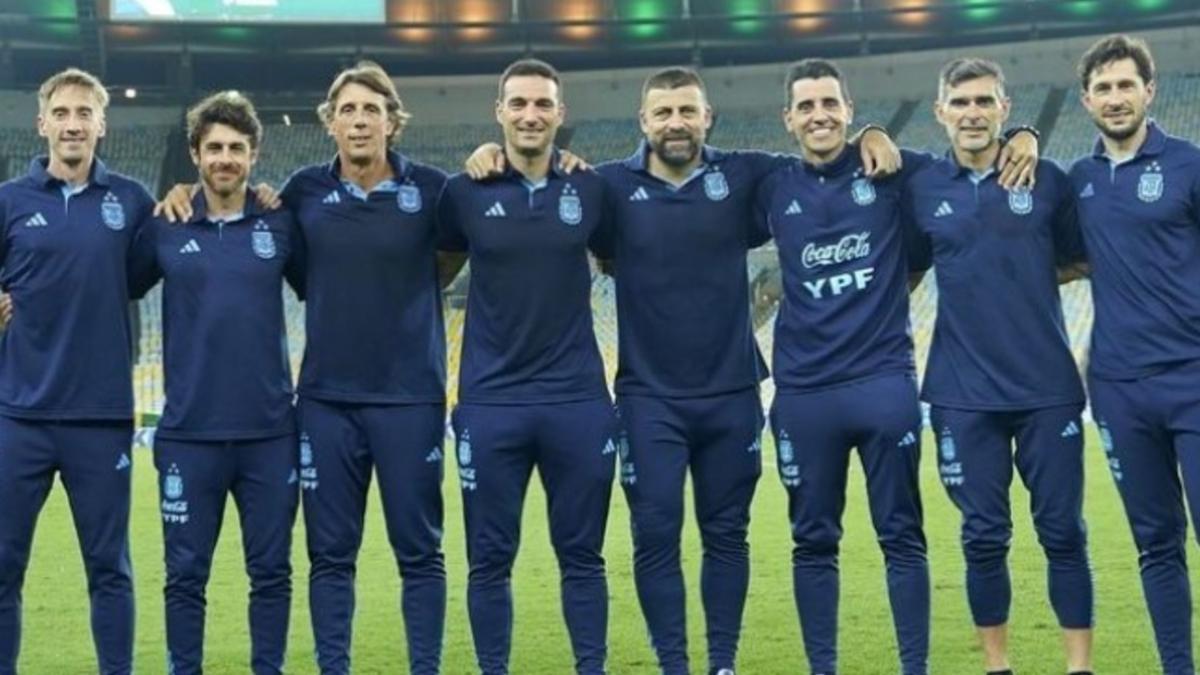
left=1068, top=122, right=1200, bottom=380
left=906, top=155, right=1086, bottom=409
left=438, top=160, right=610, bottom=404
left=0, top=158, right=153, bottom=421
left=281, top=151, right=449, bottom=404
left=594, top=144, right=779, bottom=398
left=130, top=191, right=302, bottom=440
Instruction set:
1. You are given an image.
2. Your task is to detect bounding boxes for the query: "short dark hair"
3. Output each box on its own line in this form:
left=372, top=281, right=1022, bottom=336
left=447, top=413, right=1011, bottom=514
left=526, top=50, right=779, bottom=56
left=938, top=57, right=1006, bottom=101
left=784, top=59, right=850, bottom=107
left=498, top=58, right=561, bottom=100
left=641, top=66, right=707, bottom=101
left=186, top=90, right=262, bottom=151
left=1078, top=34, right=1155, bottom=91
left=318, top=60, right=410, bottom=141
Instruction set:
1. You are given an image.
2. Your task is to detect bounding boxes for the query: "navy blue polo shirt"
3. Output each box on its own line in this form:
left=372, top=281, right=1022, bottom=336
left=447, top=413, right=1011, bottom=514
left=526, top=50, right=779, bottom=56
left=0, top=157, right=152, bottom=421
left=1068, top=122, right=1200, bottom=380
left=281, top=150, right=448, bottom=404
left=437, top=161, right=609, bottom=404
left=129, top=191, right=301, bottom=440
left=905, top=155, right=1086, bottom=409
left=593, top=144, right=781, bottom=397
left=753, top=147, right=925, bottom=392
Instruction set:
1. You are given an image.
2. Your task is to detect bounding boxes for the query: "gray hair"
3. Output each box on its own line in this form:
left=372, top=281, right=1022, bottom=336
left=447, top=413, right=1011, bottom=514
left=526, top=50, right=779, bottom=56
left=938, top=58, right=1006, bottom=102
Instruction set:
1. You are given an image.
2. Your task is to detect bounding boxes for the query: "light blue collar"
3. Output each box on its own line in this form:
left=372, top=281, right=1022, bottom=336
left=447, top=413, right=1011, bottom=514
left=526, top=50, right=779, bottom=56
left=341, top=178, right=401, bottom=201
left=59, top=182, right=88, bottom=200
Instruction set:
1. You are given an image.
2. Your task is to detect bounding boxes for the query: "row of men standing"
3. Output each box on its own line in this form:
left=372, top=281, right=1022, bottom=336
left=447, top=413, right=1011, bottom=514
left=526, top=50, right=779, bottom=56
left=0, top=31, right=1198, bottom=675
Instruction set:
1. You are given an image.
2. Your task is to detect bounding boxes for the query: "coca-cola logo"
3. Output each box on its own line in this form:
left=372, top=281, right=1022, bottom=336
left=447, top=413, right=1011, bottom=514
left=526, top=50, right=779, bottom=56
left=801, top=232, right=871, bottom=269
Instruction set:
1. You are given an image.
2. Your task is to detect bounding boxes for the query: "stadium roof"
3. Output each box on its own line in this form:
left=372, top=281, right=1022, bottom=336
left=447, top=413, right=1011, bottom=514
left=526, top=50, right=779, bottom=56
left=0, top=1, right=1196, bottom=93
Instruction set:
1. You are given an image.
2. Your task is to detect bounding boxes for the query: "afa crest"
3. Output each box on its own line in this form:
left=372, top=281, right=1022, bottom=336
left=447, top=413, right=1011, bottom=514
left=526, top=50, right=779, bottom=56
left=164, top=465, right=184, bottom=500
left=559, top=184, right=582, bottom=226
left=251, top=220, right=277, bottom=259
left=101, top=192, right=126, bottom=231
left=777, top=430, right=795, bottom=464
left=939, top=430, right=957, bottom=462
left=1138, top=162, right=1164, bottom=203
left=457, top=429, right=473, bottom=466
left=1008, top=187, right=1033, bottom=215
left=851, top=178, right=876, bottom=206
left=704, top=170, right=730, bottom=201
left=397, top=183, right=422, bottom=214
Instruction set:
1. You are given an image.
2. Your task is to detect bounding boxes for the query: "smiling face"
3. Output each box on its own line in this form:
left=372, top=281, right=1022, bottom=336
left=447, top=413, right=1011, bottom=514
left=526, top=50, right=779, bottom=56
left=639, top=84, right=711, bottom=169
left=191, top=122, right=256, bottom=200
left=37, top=84, right=106, bottom=169
left=784, top=76, right=852, bottom=163
left=495, top=74, right=564, bottom=158
left=1082, top=57, right=1155, bottom=142
left=326, top=81, right=396, bottom=166
left=935, top=75, right=1010, bottom=155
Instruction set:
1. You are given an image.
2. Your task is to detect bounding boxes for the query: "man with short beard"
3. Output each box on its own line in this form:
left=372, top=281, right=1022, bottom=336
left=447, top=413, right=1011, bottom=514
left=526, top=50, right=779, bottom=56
left=439, top=58, right=618, bottom=675
left=905, top=58, right=1093, bottom=675
left=753, top=58, right=1038, bottom=675
left=129, top=91, right=303, bottom=675
left=0, top=68, right=153, bottom=675
left=1069, top=34, right=1200, bottom=675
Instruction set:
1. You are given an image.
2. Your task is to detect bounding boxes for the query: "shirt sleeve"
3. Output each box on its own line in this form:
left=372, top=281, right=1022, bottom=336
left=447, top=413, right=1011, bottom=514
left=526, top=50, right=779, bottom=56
left=898, top=149, right=937, bottom=184
left=748, top=172, right=775, bottom=249
left=279, top=172, right=302, bottom=212
left=588, top=176, right=617, bottom=260
left=127, top=219, right=162, bottom=300
left=0, top=194, right=8, bottom=272
left=282, top=213, right=307, bottom=300
left=435, top=181, right=469, bottom=252
left=1051, top=169, right=1087, bottom=266
left=742, top=150, right=792, bottom=181
left=900, top=189, right=933, bottom=273
left=1190, top=156, right=1200, bottom=228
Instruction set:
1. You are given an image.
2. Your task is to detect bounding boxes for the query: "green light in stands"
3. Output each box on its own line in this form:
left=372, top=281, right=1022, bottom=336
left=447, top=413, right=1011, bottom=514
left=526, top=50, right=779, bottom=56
left=42, top=23, right=80, bottom=38
left=623, top=0, right=668, bottom=39
left=962, top=0, right=1001, bottom=21
left=215, top=26, right=256, bottom=41
left=1131, top=0, right=1169, bottom=9
left=729, top=0, right=768, bottom=34
left=22, top=0, right=76, bottom=18
left=1062, top=0, right=1103, bottom=15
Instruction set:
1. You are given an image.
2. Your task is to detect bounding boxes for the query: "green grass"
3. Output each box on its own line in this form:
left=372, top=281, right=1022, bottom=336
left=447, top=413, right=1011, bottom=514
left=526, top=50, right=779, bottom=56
left=19, top=426, right=1199, bottom=673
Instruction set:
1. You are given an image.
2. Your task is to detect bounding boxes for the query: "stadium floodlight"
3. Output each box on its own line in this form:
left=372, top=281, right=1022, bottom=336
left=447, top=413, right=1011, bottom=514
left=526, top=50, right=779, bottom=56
left=961, top=0, right=1002, bottom=21
left=124, top=87, right=137, bottom=99
left=619, top=0, right=672, bottom=38
left=728, top=0, right=769, bottom=34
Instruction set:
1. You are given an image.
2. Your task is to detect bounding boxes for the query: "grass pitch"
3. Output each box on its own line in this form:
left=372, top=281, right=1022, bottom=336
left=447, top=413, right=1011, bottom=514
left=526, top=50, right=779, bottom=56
left=18, top=426, right=1199, bottom=673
